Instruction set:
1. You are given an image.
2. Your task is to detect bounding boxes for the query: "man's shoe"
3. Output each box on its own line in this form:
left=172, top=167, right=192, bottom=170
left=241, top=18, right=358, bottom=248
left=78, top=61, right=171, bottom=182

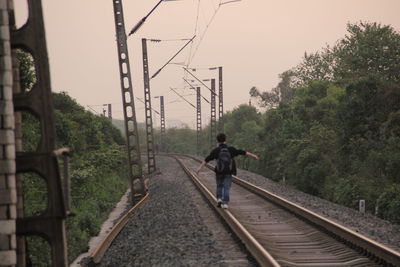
left=217, top=198, right=222, bottom=207
left=221, top=203, right=228, bottom=209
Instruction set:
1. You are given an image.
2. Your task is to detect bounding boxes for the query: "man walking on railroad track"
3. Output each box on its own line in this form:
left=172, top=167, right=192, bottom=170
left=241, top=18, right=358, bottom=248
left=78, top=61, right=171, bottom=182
left=196, top=133, right=259, bottom=209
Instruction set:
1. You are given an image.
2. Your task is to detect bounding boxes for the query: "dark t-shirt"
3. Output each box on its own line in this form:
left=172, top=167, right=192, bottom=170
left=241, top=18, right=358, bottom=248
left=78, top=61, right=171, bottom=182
left=204, top=144, right=246, bottom=175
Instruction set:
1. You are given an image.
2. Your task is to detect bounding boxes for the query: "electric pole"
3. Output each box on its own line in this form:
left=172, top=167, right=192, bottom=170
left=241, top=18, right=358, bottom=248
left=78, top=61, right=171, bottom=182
left=142, top=38, right=156, bottom=173
left=210, top=79, right=217, bottom=149
left=108, top=103, right=112, bottom=120
left=112, top=0, right=146, bottom=203
left=160, top=96, right=166, bottom=152
left=196, top=87, right=202, bottom=155
left=218, top=66, right=224, bottom=132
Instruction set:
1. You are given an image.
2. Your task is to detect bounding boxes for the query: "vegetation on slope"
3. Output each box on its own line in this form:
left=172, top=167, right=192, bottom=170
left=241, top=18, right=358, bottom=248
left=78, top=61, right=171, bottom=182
left=18, top=51, right=129, bottom=265
left=162, top=22, right=400, bottom=224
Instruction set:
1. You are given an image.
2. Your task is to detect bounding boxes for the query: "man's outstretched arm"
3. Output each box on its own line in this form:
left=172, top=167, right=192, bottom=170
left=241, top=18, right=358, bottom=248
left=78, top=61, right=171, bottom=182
left=196, top=161, right=207, bottom=174
left=246, top=151, right=259, bottom=160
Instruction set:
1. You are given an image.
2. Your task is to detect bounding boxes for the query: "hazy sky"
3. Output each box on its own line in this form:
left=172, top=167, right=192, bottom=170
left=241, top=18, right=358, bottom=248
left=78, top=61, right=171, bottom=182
left=14, top=0, right=400, bottom=128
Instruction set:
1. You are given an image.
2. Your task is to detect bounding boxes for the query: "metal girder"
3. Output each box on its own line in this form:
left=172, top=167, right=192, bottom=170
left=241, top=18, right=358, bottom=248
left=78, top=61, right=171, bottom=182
left=141, top=38, right=156, bottom=173
left=112, top=0, right=146, bottom=201
left=9, top=0, right=68, bottom=265
left=210, top=79, right=217, bottom=149
left=108, top=104, right=112, bottom=120
left=159, top=96, right=165, bottom=152
left=218, top=67, right=224, bottom=132
left=196, top=87, right=202, bottom=155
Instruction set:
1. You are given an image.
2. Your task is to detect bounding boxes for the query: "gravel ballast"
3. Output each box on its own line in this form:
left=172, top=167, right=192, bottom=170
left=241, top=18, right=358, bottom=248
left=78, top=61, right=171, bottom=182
left=99, top=156, right=253, bottom=266
left=95, top=155, right=399, bottom=266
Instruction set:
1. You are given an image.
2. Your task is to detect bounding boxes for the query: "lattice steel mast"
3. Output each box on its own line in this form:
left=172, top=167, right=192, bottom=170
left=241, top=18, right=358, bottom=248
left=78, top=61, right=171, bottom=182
left=112, top=0, right=146, bottom=202
left=141, top=38, right=156, bottom=173
left=210, top=79, right=217, bottom=149
left=218, top=66, right=224, bottom=132
left=159, top=96, right=166, bottom=152
left=108, top=103, right=112, bottom=120
left=196, top=87, right=202, bottom=155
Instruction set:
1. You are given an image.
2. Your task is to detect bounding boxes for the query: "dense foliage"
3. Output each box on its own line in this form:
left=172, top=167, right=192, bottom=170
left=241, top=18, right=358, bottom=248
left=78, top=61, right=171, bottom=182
left=250, top=22, right=400, bottom=222
left=163, top=22, right=400, bottom=225
left=21, top=90, right=128, bottom=265
left=55, top=93, right=128, bottom=263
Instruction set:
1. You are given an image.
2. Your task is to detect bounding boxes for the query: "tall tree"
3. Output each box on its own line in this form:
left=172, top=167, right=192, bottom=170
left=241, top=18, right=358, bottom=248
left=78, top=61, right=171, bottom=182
left=249, top=70, right=297, bottom=109
left=252, top=21, right=400, bottom=109
left=334, top=22, right=400, bottom=84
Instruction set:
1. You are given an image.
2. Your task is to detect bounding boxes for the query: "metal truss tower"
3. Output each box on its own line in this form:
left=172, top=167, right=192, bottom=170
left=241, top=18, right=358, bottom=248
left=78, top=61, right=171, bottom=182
left=141, top=38, right=156, bottom=173
left=210, top=79, right=217, bottom=149
left=196, top=87, right=202, bottom=155
left=112, top=0, right=146, bottom=202
left=108, top=103, right=112, bottom=120
left=9, top=0, right=68, bottom=265
left=218, top=67, right=224, bottom=132
left=159, top=96, right=166, bottom=152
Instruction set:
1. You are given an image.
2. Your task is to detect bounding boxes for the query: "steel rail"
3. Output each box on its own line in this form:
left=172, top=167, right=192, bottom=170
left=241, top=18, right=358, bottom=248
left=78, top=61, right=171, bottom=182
left=181, top=154, right=400, bottom=266
left=232, top=176, right=400, bottom=266
left=173, top=156, right=280, bottom=267
left=90, top=193, right=150, bottom=264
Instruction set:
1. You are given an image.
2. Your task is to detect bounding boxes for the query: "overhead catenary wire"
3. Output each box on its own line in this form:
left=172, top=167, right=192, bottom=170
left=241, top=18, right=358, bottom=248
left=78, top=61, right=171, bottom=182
left=187, top=0, right=222, bottom=65
left=87, top=105, right=101, bottom=114
left=151, top=35, right=196, bottom=80
left=182, top=78, right=210, bottom=103
left=128, top=0, right=164, bottom=36
left=183, top=67, right=217, bottom=96
left=149, top=38, right=193, bottom=42
left=187, top=0, right=241, bottom=65
left=187, top=66, right=219, bottom=71
left=169, top=87, right=196, bottom=109
left=136, top=97, right=160, bottom=115
left=135, top=1, right=230, bottom=125
left=128, top=0, right=181, bottom=36
left=187, top=0, right=201, bottom=66
left=169, top=99, right=183, bottom=103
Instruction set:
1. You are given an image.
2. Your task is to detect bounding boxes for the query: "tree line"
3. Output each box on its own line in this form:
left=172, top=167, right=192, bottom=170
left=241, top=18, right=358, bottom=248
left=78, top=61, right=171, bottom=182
left=162, top=22, right=400, bottom=225
left=18, top=51, right=129, bottom=265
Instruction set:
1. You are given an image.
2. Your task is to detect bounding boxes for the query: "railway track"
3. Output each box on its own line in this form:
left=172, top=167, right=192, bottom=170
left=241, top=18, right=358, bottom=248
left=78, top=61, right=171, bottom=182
left=90, top=194, right=150, bottom=264
left=87, top=154, right=400, bottom=266
left=87, top=155, right=254, bottom=266
left=174, top=154, right=400, bottom=267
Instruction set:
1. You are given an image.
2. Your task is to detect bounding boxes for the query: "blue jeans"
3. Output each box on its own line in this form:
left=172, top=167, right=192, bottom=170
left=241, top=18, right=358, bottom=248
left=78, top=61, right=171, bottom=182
left=216, top=174, right=232, bottom=204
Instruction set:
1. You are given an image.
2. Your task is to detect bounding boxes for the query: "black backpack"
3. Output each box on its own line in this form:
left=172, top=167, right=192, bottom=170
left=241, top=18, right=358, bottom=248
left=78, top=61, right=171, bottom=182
left=215, top=147, right=232, bottom=174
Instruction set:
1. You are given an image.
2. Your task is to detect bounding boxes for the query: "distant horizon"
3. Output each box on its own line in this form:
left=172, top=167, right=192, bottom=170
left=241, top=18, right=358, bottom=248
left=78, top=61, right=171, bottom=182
left=110, top=116, right=189, bottom=129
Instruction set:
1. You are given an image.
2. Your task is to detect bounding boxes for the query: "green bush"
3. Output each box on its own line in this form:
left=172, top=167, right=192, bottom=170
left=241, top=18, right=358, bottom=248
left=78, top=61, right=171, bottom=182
left=22, top=92, right=129, bottom=264
left=377, top=185, right=400, bottom=224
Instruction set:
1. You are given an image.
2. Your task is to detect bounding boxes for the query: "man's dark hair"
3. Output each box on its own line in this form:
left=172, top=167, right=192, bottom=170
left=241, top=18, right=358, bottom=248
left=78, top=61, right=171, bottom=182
left=217, top=133, right=226, bottom=143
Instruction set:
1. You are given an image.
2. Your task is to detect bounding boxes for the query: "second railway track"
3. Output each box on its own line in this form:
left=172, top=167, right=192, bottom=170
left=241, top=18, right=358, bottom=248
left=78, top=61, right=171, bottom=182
left=174, top=154, right=400, bottom=267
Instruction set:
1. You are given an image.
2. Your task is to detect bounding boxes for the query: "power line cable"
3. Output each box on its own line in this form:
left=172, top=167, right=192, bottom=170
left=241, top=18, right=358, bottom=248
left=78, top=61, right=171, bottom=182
left=183, top=67, right=217, bottom=96
left=135, top=97, right=160, bottom=115
left=86, top=105, right=100, bottom=114
left=188, top=1, right=221, bottom=64
left=151, top=35, right=196, bottom=79
left=169, top=87, right=196, bottom=109
left=188, top=0, right=241, bottom=64
left=182, top=78, right=210, bottom=103
left=149, top=38, right=192, bottom=42
left=187, top=0, right=201, bottom=66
